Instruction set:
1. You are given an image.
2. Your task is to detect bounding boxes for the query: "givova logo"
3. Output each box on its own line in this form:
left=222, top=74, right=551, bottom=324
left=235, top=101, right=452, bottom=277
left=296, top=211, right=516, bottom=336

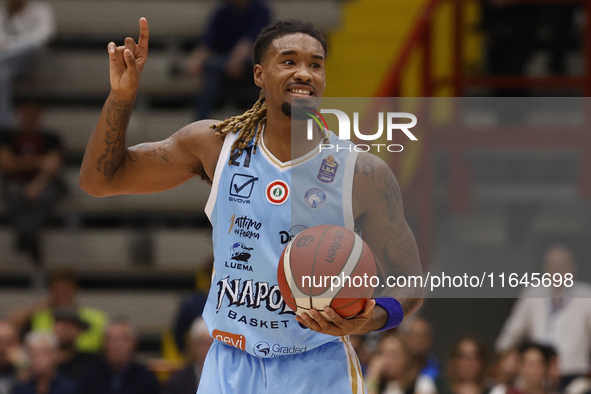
left=303, top=107, right=418, bottom=153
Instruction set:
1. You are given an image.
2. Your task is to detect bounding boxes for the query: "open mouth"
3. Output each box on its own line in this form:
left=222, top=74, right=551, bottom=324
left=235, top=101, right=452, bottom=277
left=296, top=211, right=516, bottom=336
left=287, top=88, right=314, bottom=97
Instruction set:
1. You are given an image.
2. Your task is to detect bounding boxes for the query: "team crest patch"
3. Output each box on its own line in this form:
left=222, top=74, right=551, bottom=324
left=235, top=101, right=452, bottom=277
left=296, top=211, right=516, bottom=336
left=304, top=188, right=326, bottom=209
left=266, top=180, right=289, bottom=205
left=317, top=156, right=338, bottom=183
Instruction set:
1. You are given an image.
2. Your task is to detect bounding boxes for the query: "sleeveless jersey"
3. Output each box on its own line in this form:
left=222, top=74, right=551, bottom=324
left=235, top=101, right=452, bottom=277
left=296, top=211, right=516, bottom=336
left=202, top=129, right=358, bottom=358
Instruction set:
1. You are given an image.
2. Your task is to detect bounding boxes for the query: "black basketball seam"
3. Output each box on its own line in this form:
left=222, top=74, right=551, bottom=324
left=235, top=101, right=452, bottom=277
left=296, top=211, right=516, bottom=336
left=332, top=240, right=374, bottom=313
left=307, top=225, right=334, bottom=311
left=286, top=228, right=330, bottom=311
left=329, top=236, right=364, bottom=299
left=285, top=234, right=300, bottom=299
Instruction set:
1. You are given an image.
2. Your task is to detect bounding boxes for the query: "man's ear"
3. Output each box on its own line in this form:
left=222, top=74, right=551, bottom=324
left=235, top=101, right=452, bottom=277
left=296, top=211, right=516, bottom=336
left=254, top=64, right=264, bottom=89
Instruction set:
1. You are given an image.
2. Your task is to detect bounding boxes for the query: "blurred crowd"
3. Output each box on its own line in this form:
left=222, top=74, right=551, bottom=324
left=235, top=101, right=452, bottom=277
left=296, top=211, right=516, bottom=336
left=0, top=245, right=589, bottom=394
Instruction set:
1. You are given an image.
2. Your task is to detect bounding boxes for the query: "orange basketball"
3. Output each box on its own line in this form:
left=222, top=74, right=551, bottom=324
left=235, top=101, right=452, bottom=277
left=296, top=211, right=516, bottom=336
left=277, top=225, right=377, bottom=320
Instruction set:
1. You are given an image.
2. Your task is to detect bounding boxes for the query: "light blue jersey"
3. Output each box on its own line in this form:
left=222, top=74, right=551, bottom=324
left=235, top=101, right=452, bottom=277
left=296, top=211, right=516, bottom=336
left=203, top=128, right=358, bottom=359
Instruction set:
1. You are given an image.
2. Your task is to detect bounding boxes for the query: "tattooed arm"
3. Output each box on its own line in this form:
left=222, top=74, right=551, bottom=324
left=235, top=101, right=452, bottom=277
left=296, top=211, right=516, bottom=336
left=353, top=152, right=424, bottom=324
left=79, top=97, right=221, bottom=196
left=79, top=18, right=222, bottom=196
left=294, top=152, right=423, bottom=336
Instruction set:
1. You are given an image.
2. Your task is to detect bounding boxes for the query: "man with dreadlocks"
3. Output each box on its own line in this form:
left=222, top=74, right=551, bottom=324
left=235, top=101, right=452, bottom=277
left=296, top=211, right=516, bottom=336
left=80, top=18, right=423, bottom=394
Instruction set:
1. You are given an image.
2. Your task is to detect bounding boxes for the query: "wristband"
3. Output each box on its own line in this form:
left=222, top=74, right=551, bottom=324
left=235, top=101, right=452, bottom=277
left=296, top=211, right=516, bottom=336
left=374, top=297, right=404, bottom=331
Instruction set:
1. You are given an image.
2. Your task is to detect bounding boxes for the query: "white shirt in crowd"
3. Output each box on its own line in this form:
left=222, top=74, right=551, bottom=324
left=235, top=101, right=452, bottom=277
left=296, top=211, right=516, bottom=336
left=496, top=282, right=591, bottom=376
left=383, top=374, right=438, bottom=394
left=0, top=1, right=55, bottom=55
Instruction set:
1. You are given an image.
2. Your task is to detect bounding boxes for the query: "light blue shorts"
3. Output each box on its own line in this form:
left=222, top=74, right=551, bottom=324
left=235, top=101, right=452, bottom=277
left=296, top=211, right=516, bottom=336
left=196, top=338, right=366, bottom=394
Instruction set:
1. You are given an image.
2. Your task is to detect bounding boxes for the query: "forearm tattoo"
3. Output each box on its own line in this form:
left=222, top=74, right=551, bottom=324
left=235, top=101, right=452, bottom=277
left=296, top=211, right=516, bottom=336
left=96, top=100, right=133, bottom=177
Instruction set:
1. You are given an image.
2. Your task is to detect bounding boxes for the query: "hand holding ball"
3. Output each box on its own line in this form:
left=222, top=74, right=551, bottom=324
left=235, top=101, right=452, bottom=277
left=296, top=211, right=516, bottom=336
left=277, top=225, right=377, bottom=320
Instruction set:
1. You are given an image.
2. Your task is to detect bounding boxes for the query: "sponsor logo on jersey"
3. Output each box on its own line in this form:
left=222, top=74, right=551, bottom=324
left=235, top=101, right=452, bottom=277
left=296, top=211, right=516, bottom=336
left=216, top=277, right=295, bottom=316
left=296, top=235, right=315, bottom=247
left=317, top=156, right=338, bottom=183
left=279, top=225, right=308, bottom=245
left=212, top=329, right=246, bottom=351
left=266, top=180, right=289, bottom=205
left=325, top=229, right=345, bottom=263
left=304, top=188, right=326, bottom=209
left=230, top=242, right=253, bottom=262
left=229, top=174, right=258, bottom=204
left=253, top=341, right=271, bottom=357
left=228, top=214, right=262, bottom=240
left=253, top=340, right=307, bottom=358
left=225, top=242, right=255, bottom=271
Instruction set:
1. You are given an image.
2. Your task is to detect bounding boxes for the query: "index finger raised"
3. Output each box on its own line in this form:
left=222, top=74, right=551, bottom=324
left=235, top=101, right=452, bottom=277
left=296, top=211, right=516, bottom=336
left=137, top=17, right=149, bottom=51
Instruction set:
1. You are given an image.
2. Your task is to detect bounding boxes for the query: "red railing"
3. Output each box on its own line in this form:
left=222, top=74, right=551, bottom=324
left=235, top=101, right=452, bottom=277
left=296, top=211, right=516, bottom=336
left=378, top=0, right=591, bottom=267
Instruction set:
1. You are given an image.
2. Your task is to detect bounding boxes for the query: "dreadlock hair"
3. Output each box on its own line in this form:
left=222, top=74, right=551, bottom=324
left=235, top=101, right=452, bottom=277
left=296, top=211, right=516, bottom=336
left=211, top=90, right=267, bottom=165
left=211, top=20, right=328, bottom=165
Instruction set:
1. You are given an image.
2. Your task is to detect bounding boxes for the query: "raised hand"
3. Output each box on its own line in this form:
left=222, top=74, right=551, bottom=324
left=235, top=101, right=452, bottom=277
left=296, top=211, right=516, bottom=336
left=107, top=17, right=149, bottom=98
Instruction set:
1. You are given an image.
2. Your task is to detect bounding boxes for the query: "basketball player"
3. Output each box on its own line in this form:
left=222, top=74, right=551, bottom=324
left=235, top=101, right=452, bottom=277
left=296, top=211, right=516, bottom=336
left=80, top=18, right=423, bottom=393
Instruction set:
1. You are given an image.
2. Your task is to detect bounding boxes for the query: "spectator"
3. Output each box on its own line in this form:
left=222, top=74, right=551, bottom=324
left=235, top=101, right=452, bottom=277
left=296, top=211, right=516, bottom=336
left=53, top=307, right=101, bottom=385
left=184, top=0, right=271, bottom=120
left=0, top=0, right=55, bottom=128
left=0, top=100, right=65, bottom=265
left=171, top=262, right=211, bottom=354
left=0, top=321, right=25, bottom=394
left=78, top=318, right=160, bottom=394
left=496, top=244, right=591, bottom=391
left=438, top=336, right=490, bottom=394
left=366, top=334, right=437, bottom=394
left=402, top=317, right=440, bottom=379
left=10, top=269, right=109, bottom=354
left=350, top=335, right=371, bottom=376
left=489, top=343, right=557, bottom=394
left=13, top=331, right=76, bottom=394
left=491, top=348, right=520, bottom=388
left=164, top=318, right=212, bottom=394
left=172, top=292, right=207, bottom=355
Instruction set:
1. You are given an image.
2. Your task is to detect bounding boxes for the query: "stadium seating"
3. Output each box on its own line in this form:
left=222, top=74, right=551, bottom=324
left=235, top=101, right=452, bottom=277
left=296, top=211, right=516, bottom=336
left=2, top=0, right=345, bottom=343
left=0, top=290, right=180, bottom=336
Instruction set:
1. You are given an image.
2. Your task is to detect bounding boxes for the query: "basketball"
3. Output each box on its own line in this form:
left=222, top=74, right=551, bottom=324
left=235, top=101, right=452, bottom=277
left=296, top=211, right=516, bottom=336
left=277, top=225, right=377, bottom=320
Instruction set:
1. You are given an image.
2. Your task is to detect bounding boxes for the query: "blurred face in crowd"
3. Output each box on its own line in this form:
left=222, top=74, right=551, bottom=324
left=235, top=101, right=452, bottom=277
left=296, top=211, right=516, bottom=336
left=543, top=245, right=576, bottom=284
left=379, top=336, right=409, bottom=381
left=547, top=354, right=560, bottom=390
left=405, top=318, right=432, bottom=358
left=520, top=348, right=547, bottom=390
left=49, top=279, right=77, bottom=308
left=105, top=322, right=137, bottom=371
left=496, top=348, right=520, bottom=384
left=454, top=339, right=483, bottom=383
left=53, top=320, right=83, bottom=350
left=28, top=338, right=57, bottom=379
left=0, top=322, right=19, bottom=369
